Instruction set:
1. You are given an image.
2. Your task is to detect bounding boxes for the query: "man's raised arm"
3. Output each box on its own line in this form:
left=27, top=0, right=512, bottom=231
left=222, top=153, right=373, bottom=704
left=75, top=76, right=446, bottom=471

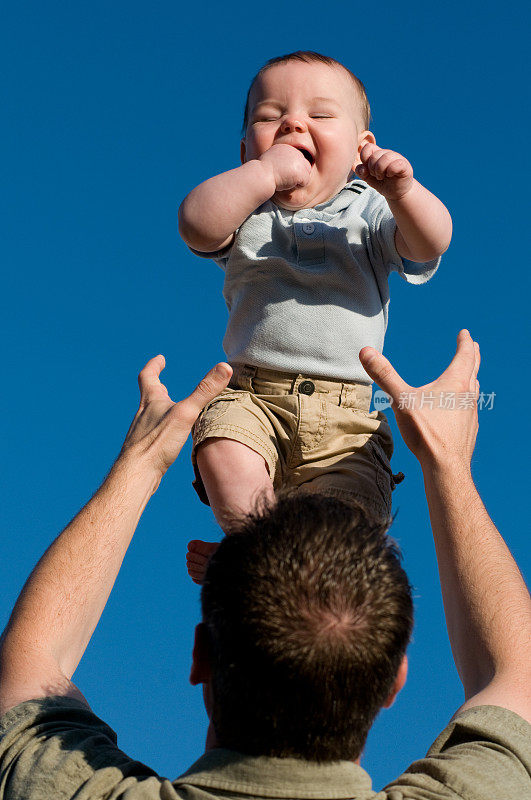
left=0, top=357, right=232, bottom=717
left=360, top=331, right=531, bottom=722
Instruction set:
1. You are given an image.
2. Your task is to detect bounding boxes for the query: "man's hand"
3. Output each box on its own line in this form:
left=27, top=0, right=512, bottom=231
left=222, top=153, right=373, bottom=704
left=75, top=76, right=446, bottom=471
left=121, top=355, right=233, bottom=484
left=259, top=144, right=312, bottom=192
left=360, top=330, right=480, bottom=469
left=355, top=142, right=414, bottom=201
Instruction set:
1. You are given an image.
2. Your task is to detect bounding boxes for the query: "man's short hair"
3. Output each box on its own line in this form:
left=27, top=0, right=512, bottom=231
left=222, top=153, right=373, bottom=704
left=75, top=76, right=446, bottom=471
left=201, top=493, right=413, bottom=761
left=242, top=50, right=371, bottom=135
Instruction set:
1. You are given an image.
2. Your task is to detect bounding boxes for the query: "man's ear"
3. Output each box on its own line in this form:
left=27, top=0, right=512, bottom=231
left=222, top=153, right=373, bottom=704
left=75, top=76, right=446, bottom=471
left=382, top=654, right=408, bottom=709
left=190, top=623, right=212, bottom=686
left=240, top=139, right=247, bottom=164
left=353, top=130, right=376, bottom=169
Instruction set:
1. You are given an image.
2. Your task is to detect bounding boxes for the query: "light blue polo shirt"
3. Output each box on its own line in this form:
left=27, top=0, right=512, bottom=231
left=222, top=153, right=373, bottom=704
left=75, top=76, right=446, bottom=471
left=205, top=180, right=439, bottom=383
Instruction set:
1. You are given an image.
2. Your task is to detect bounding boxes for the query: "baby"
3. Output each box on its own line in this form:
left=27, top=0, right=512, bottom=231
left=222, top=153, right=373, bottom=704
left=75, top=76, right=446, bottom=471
left=179, top=51, right=451, bottom=583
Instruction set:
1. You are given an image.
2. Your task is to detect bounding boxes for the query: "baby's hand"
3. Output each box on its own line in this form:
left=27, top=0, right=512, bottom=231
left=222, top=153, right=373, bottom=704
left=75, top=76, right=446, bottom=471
left=356, top=143, right=414, bottom=201
left=259, top=144, right=312, bottom=192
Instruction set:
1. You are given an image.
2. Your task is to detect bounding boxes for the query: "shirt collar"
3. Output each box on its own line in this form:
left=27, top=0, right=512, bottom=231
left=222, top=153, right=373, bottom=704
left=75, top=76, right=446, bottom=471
left=276, top=181, right=367, bottom=221
left=314, top=180, right=367, bottom=215
left=175, top=748, right=373, bottom=799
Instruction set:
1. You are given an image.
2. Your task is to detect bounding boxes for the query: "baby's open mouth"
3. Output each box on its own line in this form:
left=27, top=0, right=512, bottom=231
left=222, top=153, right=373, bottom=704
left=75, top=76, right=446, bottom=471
left=298, top=148, right=314, bottom=165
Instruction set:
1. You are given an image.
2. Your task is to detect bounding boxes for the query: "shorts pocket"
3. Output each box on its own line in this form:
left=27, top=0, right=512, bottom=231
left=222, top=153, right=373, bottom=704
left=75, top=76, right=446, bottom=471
left=193, top=391, right=245, bottom=434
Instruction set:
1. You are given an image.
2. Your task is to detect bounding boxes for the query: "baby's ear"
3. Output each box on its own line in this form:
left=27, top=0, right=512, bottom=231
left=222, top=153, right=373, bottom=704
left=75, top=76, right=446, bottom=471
left=352, top=130, right=376, bottom=170
left=358, top=130, right=376, bottom=150
left=240, top=140, right=247, bottom=164
left=353, top=130, right=376, bottom=166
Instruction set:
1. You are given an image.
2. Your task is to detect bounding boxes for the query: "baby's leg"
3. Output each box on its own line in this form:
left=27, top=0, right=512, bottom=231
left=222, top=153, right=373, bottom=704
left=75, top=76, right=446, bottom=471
left=198, top=437, right=274, bottom=528
left=187, top=437, right=275, bottom=584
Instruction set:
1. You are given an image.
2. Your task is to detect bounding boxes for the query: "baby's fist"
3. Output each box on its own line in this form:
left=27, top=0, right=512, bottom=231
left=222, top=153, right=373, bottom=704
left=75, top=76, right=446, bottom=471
left=259, top=144, right=312, bottom=193
left=356, top=143, right=414, bottom=200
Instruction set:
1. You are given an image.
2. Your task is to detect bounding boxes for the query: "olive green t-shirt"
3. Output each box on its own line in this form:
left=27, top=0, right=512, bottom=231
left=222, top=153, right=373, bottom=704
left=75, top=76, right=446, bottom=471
left=0, top=697, right=529, bottom=799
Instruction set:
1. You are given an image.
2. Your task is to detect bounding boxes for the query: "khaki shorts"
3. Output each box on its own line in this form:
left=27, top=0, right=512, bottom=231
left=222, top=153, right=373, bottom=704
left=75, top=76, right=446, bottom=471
left=192, top=364, right=403, bottom=520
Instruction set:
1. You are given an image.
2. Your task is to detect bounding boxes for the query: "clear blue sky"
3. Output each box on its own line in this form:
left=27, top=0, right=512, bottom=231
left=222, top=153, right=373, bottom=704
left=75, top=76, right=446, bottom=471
left=1, top=0, right=529, bottom=790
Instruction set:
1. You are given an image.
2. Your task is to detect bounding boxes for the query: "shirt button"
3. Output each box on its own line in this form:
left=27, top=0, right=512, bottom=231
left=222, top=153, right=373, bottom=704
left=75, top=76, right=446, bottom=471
left=302, top=223, right=315, bottom=235
left=298, top=380, right=315, bottom=396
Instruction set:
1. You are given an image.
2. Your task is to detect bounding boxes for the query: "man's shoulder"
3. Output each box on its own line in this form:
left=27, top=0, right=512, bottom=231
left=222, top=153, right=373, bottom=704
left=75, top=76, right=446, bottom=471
left=384, top=705, right=531, bottom=799
left=429, top=705, right=530, bottom=761
left=0, top=696, right=163, bottom=800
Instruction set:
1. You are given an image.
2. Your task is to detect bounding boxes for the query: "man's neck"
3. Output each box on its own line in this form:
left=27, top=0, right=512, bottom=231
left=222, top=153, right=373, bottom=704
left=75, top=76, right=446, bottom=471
left=204, top=724, right=362, bottom=765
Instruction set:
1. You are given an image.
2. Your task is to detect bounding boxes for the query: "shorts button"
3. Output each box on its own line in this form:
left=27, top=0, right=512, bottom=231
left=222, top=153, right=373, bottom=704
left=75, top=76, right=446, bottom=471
left=299, top=380, right=315, bottom=396
left=302, top=223, right=315, bottom=235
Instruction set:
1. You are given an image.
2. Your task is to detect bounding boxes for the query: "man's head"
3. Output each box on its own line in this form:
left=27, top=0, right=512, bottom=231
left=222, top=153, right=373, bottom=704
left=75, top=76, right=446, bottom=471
left=192, top=493, right=413, bottom=761
left=241, top=51, right=375, bottom=210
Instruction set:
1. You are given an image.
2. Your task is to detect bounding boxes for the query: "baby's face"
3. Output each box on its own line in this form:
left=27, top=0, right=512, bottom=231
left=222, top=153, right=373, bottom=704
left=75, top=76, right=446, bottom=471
left=242, top=61, right=373, bottom=209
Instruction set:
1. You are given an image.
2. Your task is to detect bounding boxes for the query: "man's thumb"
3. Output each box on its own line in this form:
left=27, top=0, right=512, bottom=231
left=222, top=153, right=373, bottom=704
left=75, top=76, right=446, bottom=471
left=359, top=347, right=407, bottom=400
left=182, top=363, right=233, bottom=419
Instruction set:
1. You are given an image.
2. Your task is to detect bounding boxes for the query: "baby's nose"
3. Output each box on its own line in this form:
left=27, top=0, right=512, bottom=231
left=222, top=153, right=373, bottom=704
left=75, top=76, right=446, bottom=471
left=280, top=115, right=308, bottom=133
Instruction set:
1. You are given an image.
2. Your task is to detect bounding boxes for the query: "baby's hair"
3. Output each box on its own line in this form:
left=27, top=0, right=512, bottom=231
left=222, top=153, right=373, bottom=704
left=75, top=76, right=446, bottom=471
left=242, top=51, right=371, bottom=135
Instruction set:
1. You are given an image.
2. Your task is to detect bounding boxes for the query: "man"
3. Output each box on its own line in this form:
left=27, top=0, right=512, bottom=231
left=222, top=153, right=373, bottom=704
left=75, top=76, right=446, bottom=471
left=0, top=331, right=529, bottom=799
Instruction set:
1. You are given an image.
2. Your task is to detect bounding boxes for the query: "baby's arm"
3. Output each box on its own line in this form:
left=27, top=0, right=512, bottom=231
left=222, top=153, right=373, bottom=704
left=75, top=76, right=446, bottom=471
left=179, top=144, right=311, bottom=252
left=356, top=142, right=452, bottom=262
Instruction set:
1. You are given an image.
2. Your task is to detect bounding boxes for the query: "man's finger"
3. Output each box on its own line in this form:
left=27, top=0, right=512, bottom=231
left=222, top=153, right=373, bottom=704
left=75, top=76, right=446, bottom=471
left=138, top=355, right=166, bottom=401
left=359, top=347, right=408, bottom=400
left=438, top=330, right=476, bottom=385
left=467, top=341, right=481, bottom=395
left=473, top=341, right=481, bottom=377
left=177, top=362, right=233, bottom=422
